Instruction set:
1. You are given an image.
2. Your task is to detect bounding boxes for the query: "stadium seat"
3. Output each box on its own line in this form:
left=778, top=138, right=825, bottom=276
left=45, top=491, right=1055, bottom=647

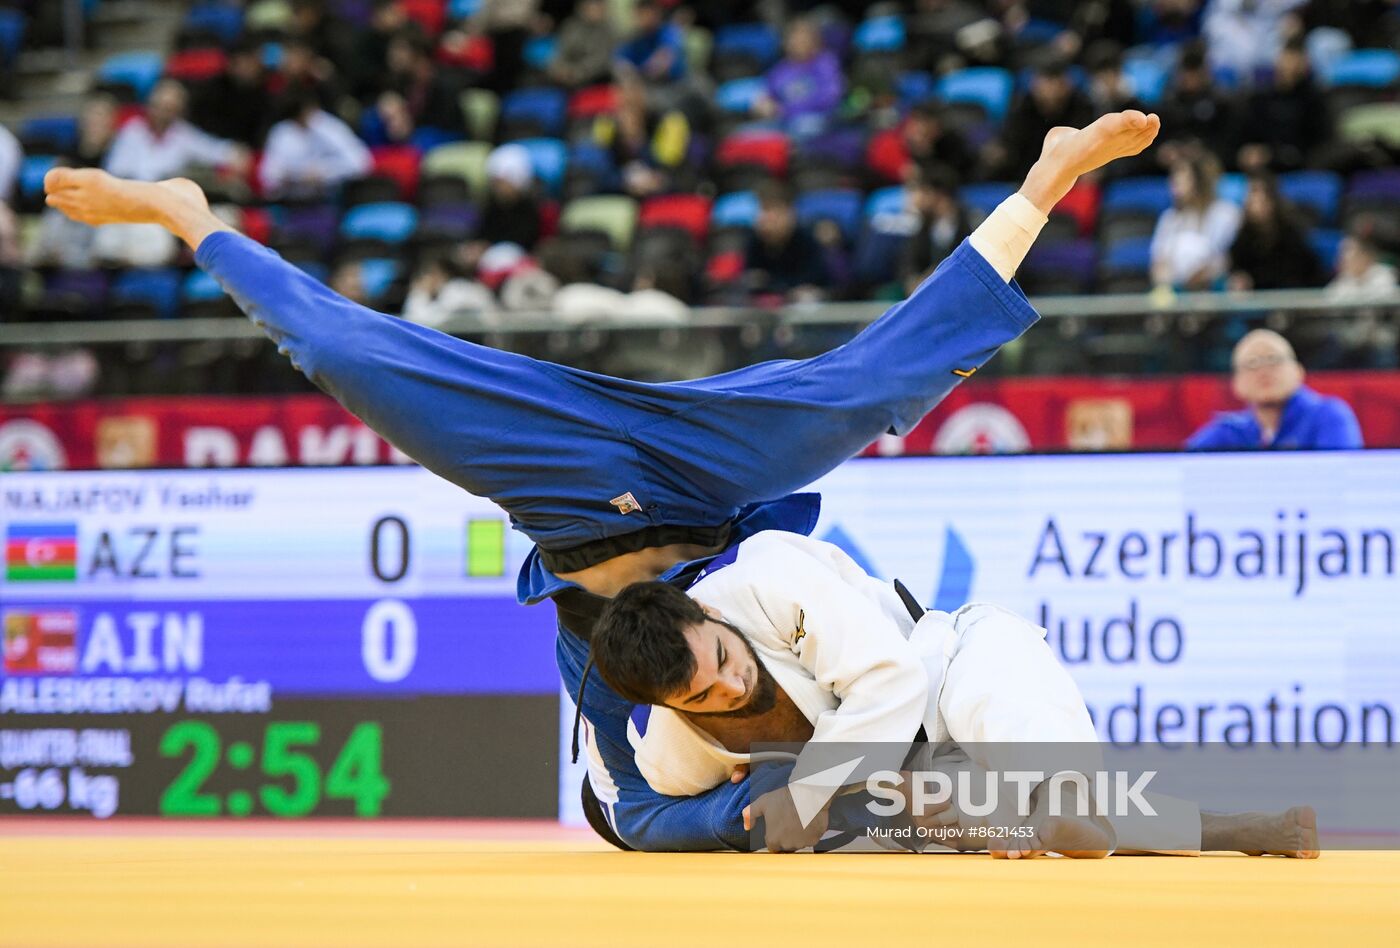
left=1346, top=168, right=1400, bottom=202
left=111, top=268, right=182, bottom=320
left=1101, top=176, right=1173, bottom=216
left=1101, top=236, right=1153, bottom=274
left=638, top=194, right=713, bottom=244
left=1217, top=172, right=1248, bottom=206
left=795, top=189, right=862, bottom=243
left=864, top=186, right=906, bottom=221
left=459, top=88, right=499, bottom=140
left=711, top=190, right=760, bottom=230
left=937, top=67, right=1015, bottom=122
left=20, top=115, right=80, bottom=155
left=245, top=0, right=294, bottom=33
left=340, top=202, right=420, bottom=244
left=448, top=0, right=481, bottom=19
left=1122, top=57, right=1169, bottom=105
left=401, top=0, right=447, bottom=37
left=715, top=77, right=767, bottom=115
left=560, top=195, right=639, bottom=251
left=18, top=155, right=58, bottom=209
left=342, top=175, right=406, bottom=207
left=417, top=202, right=480, bottom=241
left=794, top=127, right=866, bottom=173
left=182, top=3, right=245, bottom=46
left=1022, top=240, right=1098, bottom=295
left=523, top=34, right=557, bottom=70
left=852, top=15, right=906, bottom=53
left=957, top=182, right=1017, bottom=218
left=1319, top=49, right=1400, bottom=88
left=1308, top=229, right=1343, bottom=269
left=500, top=87, right=568, bottom=140
left=516, top=138, right=569, bottom=195
left=183, top=269, right=226, bottom=302
left=371, top=145, right=423, bottom=200
left=567, top=85, right=618, bottom=120
left=276, top=204, right=340, bottom=255
left=712, top=23, right=781, bottom=81
left=41, top=270, right=109, bottom=318
left=0, top=9, right=25, bottom=69
left=359, top=259, right=403, bottom=301
left=563, top=143, right=620, bottom=199
left=422, top=142, right=492, bottom=199
left=716, top=130, right=790, bottom=178
left=165, top=47, right=228, bottom=82
left=1279, top=171, right=1342, bottom=225
left=418, top=175, right=473, bottom=206
left=897, top=71, right=936, bottom=109
left=96, top=51, right=167, bottom=101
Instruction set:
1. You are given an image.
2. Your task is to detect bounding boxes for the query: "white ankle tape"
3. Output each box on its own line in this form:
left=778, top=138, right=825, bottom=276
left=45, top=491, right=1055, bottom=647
left=967, top=192, right=1049, bottom=283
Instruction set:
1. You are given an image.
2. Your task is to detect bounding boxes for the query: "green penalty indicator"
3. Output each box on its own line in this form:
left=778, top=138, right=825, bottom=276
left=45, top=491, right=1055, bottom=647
left=465, top=519, right=506, bottom=577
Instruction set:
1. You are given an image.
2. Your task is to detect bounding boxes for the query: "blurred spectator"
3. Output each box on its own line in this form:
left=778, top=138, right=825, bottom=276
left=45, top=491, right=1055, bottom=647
left=330, top=260, right=370, bottom=304
left=271, top=37, right=348, bottom=116
left=868, top=102, right=975, bottom=185
left=1301, top=0, right=1399, bottom=47
left=0, top=198, right=20, bottom=311
left=1136, top=0, right=1206, bottom=46
left=1327, top=235, right=1399, bottom=299
left=476, top=143, right=543, bottom=251
left=56, top=95, right=119, bottom=169
left=1236, top=37, right=1327, bottom=173
left=404, top=254, right=498, bottom=328
left=291, top=0, right=358, bottom=65
left=549, top=0, right=615, bottom=88
left=597, top=77, right=692, bottom=199
left=1156, top=40, right=1237, bottom=165
left=190, top=41, right=270, bottom=147
left=349, top=0, right=410, bottom=100
left=993, top=59, right=1095, bottom=179
left=1150, top=150, right=1241, bottom=290
left=1227, top=174, right=1324, bottom=290
left=260, top=92, right=374, bottom=200
left=1085, top=41, right=1142, bottom=114
left=382, top=31, right=468, bottom=136
left=615, top=0, right=686, bottom=84
left=1202, top=0, right=1306, bottom=81
left=0, top=121, right=18, bottom=203
left=104, top=79, right=250, bottom=182
left=743, top=180, right=834, bottom=302
left=1187, top=329, right=1362, bottom=450
left=477, top=0, right=541, bottom=94
left=899, top=164, right=972, bottom=294
left=754, top=18, right=844, bottom=136
left=907, top=0, right=992, bottom=67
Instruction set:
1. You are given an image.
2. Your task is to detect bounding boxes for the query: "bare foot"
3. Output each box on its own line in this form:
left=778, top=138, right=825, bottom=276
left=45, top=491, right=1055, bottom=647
left=992, top=783, right=1114, bottom=860
left=1203, top=806, right=1320, bottom=859
left=1021, top=110, right=1162, bottom=213
left=43, top=168, right=225, bottom=250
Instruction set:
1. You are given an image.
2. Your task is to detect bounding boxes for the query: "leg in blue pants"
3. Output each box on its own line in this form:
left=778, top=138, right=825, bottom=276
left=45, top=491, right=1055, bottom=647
left=194, top=230, right=1041, bottom=850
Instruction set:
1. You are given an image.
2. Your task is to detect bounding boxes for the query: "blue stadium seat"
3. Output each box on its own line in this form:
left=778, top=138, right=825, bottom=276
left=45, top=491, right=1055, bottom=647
left=182, top=269, right=226, bottom=302
left=523, top=34, right=557, bottom=70
left=716, top=77, right=767, bottom=115
left=1320, top=49, right=1400, bottom=88
left=448, top=0, right=482, bottom=20
left=1217, top=172, right=1248, bottom=206
left=360, top=259, right=403, bottom=300
left=96, top=51, right=167, bottom=100
left=712, top=191, right=759, bottom=229
left=896, top=71, right=936, bottom=109
left=1102, top=236, right=1154, bottom=273
left=183, top=3, right=245, bottom=45
left=853, top=15, right=906, bottom=53
left=1308, top=228, right=1343, bottom=269
left=0, top=9, right=26, bottom=65
left=937, top=68, right=1014, bottom=122
left=957, top=182, right=1016, bottom=217
left=864, top=186, right=906, bottom=220
left=1279, top=170, right=1343, bottom=224
left=18, top=155, right=58, bottom=201
left=714, top=23, right=781, bottom=70
left=21, top=115, right=80, bottom=154
left=500, top=87, right=567, bottom=138
left=795, top=189, right=862, bottom=242
left=1123, top=57, right=1169, bottom=105
left=112, top=268, right=182, bottom=320
left=516, top=138, right=569, bottom=195
left=1102, top=176, right=1173, bottom=215
left=340, top=202, right=420, bottom=244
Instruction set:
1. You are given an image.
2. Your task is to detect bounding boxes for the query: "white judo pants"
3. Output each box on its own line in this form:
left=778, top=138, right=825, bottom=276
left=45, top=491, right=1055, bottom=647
left=909, top=603, right=1201, bottom=854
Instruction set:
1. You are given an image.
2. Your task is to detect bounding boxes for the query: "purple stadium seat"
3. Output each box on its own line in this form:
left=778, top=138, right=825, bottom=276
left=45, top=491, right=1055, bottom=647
left=277, top=205, right=340, bottom=255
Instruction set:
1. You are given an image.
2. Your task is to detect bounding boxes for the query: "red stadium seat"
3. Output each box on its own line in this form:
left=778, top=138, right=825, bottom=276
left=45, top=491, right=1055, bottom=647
left=371, top=145, right=423, bottom=201
left=865, top=126, right=906, bottom=184
left=239, top=207, right=274, bottom=245
left=639, top=194, right=713, bottom=243
left=1055, top=180, right=1101, bottom=237
left=401, top=0, right=447, bottom=38
left=567, top=85, right=618, bottom=119
left=715, top=130, right=790, bottom=178
left=706, top=249, right=745, bottom=284
left=164, top=47, right=228, bottom=83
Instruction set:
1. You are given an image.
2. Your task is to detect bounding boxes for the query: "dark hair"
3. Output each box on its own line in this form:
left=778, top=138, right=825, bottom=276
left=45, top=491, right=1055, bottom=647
left=591, top=582, right=704, bottom=705
left=756, top=178, right=793, bottom=209
left=909, top=101, right=944, bottom=123
left=913, top=161, right=959, bottom=195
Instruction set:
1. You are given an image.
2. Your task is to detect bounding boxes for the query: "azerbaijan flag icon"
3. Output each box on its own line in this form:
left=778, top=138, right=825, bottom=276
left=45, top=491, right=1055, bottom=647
left=5, top=523, right=78, bottom=581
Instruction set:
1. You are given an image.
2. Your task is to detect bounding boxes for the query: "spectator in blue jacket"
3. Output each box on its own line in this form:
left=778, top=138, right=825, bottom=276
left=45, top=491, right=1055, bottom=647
left=1187, top=329, right=1363, bottom=450
left=615, top=0, right=686, bottom=83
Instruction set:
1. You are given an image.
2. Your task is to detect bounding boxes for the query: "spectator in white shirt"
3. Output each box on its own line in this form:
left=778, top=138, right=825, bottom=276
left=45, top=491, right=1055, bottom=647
left=259, top=92, right=373, bottom=200
left=0, top=122, right=21, bottom=204
left=104, top=79, right=249, bottom=182
left=1328, top=234, right=1399, bottom=299
left=1151, top=150, right=1242, bottom=290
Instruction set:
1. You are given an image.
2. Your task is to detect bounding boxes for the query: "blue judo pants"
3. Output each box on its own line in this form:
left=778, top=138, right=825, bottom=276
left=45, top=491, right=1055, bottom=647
left=195, top=230, right=1041, bottom=850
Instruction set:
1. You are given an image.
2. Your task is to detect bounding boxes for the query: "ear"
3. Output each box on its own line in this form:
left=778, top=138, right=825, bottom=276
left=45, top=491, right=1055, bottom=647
left=696, top=601, right=722, bottom=621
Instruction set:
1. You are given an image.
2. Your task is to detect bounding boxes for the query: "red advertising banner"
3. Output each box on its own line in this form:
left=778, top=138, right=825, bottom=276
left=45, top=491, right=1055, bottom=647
left=2, top=372, right=1399, bottom=472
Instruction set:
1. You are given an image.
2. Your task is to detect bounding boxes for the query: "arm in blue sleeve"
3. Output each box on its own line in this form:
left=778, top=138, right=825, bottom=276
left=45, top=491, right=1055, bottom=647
left=1313, top=400, right=1364, bottom=449
left=611, top=776, right=751, bottom=852
left=1186, top=417, right=1237, bottom=451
